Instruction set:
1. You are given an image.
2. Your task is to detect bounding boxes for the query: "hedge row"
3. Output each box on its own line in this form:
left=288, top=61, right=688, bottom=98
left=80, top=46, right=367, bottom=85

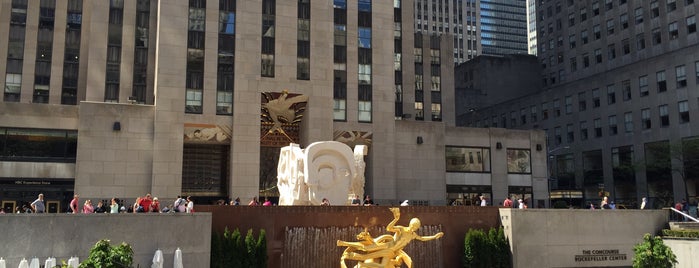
left=210, top=228, right=267, bottom=268
left=463, top=227, right=511, bottom=268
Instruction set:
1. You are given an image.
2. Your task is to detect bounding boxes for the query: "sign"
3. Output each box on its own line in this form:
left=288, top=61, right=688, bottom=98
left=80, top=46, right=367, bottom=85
left=574, top=249, right=627, bottom=262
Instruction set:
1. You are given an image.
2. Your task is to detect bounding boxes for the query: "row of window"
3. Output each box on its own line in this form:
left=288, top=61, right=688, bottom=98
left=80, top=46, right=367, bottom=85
left=0, top=128, right=77, bottom=163
left=541, top=15, right=697, bottom=85
left=549, top=100, right=692, bottom=146
left=446, top=147, right=532, bottom=174
left=475, top=61, right=699, bottom=130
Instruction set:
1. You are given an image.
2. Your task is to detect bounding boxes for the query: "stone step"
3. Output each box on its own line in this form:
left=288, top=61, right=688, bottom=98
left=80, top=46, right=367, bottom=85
left=668, top=221, right=699, bottom=231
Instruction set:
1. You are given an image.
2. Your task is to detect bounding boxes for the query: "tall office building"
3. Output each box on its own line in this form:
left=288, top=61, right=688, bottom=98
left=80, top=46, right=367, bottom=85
left=413, top=0, right=528, bottom=64
left=461, top=0, right=699, bottom=208
left=526, top=0, right=537, bottom=55
left=0, top=0, right=545, bottom=211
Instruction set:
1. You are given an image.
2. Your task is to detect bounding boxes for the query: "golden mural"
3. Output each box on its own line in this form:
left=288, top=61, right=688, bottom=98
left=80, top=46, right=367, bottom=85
left=261, top=90, right=308, bottom=147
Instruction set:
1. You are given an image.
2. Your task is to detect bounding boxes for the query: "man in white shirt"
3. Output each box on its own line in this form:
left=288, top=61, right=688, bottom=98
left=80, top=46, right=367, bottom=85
left=31, top=193, right=45, bottom=213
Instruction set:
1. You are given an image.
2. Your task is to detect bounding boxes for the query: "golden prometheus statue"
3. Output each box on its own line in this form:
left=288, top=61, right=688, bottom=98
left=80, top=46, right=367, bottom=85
left=337, top=207, right=444, bottom=268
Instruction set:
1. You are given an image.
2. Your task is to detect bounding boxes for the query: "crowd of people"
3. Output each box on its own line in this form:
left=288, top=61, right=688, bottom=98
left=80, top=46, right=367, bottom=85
left=2, top=193, right=197, bottom=214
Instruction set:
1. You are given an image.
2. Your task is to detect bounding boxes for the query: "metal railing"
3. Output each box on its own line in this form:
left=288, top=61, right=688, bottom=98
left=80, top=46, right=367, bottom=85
left=668, top=207, right=699, bottom=223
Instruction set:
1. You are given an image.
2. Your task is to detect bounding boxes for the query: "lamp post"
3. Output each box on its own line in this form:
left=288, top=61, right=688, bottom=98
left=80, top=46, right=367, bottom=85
left=547, top=146, right=570, bottom=208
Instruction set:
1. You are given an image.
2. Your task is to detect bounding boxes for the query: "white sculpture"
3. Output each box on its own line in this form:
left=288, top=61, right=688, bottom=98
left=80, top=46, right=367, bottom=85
left=277, top=141, right=368, bottom=206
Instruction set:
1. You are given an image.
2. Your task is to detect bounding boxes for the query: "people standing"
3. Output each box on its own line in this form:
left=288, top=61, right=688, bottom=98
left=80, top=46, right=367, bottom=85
left=82, top=200, right=94, bottom=214
left=185, top=196, right=194, bottom=213
left=151, top=197, right=160, bottom=213
left=601, top=196, right=610, bottom=209
left=31, top=194, right=45, bottom=213
left=262, top=197, right=272, bottom=206
left=110, top=198, right=119, bottom=214
left=248, top=196, right=259, bottom=206
left=640, top=197, right=647, bottom=209
left=321, top=198, right=331, bottom=206
left=69, top=194, right=79, bottom=214
left=363, top=195, right=374, bottom=206
left=233, top=197, right=240, bottom=206
left=350, top=194, right=361, bottom=206
left=138, top=194, right=153, bottom=213
left=480, top=196, right=487, bottom=206
left=518, top=199, right=525, bottom=209
left=173, top=196, right=186, bottom=212
left=503, top=196, right=513, bottom=208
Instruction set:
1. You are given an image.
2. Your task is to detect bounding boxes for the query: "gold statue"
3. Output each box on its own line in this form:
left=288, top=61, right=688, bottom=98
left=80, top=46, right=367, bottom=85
left=337, top=208, right=444, bottom=268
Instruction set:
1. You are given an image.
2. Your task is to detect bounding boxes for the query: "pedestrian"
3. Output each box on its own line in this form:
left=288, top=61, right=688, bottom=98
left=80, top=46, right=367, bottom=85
left=110, top=198, right=119, bottom=214
left=69, top=194, right=79, bottom=214
left=139, top=194, right=153, bottom=213
left=640, top=197, right=647, bottom=209
left=94, top=200, right=107, bottom=213
left=321, top=198, right=331, bottom=206
left=601, top=196, right=610, bottom=209
left=262, top=197, right=272, bottom=206
left=173, top=195, right=185, bottom=212
left=233, top=197, right=240, bottom=206
left=350, top=194, right=361, bottom=206
left=248, top=196, right=259, bottom=206
left=480, top=196, right=487, bottom=206
left=503, top=196, right=513, bottom=208
left=151, top=197, right=160, bottom=212
left=363, top=195, right=374, bottom=206
left=82, top=200, right=94, bottom=214
left=185, top=196, right=194, bottom=213
left=31, top=193, right=45, bottom=213
left=518, top=199, right=525, bottom=209
left=589, top=203, right=595, bottom=210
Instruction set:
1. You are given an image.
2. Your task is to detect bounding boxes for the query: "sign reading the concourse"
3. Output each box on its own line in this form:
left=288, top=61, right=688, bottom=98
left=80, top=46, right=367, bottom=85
left=574, top=249, right=627, bottom=262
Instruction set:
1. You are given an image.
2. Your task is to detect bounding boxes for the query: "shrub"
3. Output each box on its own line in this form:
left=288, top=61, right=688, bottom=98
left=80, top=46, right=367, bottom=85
left=79, top=239, right=133, bottom=268
left=463, top=227, right=511, bottom=268
left=632, top=233, right=677, bottom=268
left=210, top=228, right=267, bottom=268
left=661, top=229, right=699, bottom=239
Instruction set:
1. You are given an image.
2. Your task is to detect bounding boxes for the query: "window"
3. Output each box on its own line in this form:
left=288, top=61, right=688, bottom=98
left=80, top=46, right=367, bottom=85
left=415, top=102, right=423, bottom=120
left=592, top=2, right=600, bottom=16
left=652, top=28, right=661, bottom=45
left=520, top=108, right=527, bottom=125
left=651, top=1, right=660, bottom=18
left=531, top=105, right=538, bottom=122
left=606, top=0, right=614, bottom=10
left=607, top=84, right=616, bottom=104
left=542, top=102, right=549, bottom=120
left=657, top=70, right=667, bottom=92
left=669, top=22, right=678, bottom=40
left=566, top=124, right=574, bottom=143
left=510, top=111, right=517, bottom=127
left=358, top=64, right=371, bottom=85
left=569, top=34, right=576, bottom=48
left=624, top=112, right=633, bottom=133
left=0, top=128, right=78, bottom=162
left=608, top=44, right=616, bottom=60
left=580, top=121, right=588, bottom=140
left=185, top=88, right=203, bottom=113
left=679, top=100, right=689, bottom=123
left=635, top=8, right=643, bottom=25
left=607, top=19, right=615, bottom=35
left=445, top=147, right=491, bottom=172
left=570, top=57, right=577, bottom=71
left=622, top=80, right=631, bottom=101
left=609, top=115, right=618, bottom=135
left=581, top=30, right=588, bottom=44
left=642, top=108, right=651, bottom=129
left=688, top=16, right=697, bottom=34
left=4, top=73, right=22, bottom=102
left=594, top=118, right=602, bottom=137
left=622, top=38, right=630, bottom=54
left=261, top=0, right=276, bottom=77
left=639, top=75, right=649, bottom=97
left=659, top=104, right=669, bottom=127
left=554, top=127, right=562, bottom=145
left=554, top=99, right=561, bottom=117
left=507, top=149, right=531, bottom=173
left=578, top=92, right=587, bottom=111
left=593, top=25, right=601, bottom=40
left=621, top=13, right=629, bottom=29
left=580, top=7, right=587, bottom=22
left=583, top=53, right=590, bottom=67
left=592, top=88, right=600, bottom=107
left=636, top=33, right=646, bottom=50
left=568, top=12, right=575, bottom=26
left=565, top=96, right=572, bottom=114
left=667, top=0, right=677, bottom=12
left=358, top=100, right=371, bottom=122
left=595, top=49, right=602, bottom=63
left=358, top=27, right=371, bottom=48
left=676, top=65, right=686, bottom=88
left=431, top=103, right=441, bottom=121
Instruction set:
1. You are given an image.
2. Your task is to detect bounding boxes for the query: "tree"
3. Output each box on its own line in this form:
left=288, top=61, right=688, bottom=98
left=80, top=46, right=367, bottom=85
left=79, top=239, right=133, bottom=268
left=632, top=233, right=677, bottom=268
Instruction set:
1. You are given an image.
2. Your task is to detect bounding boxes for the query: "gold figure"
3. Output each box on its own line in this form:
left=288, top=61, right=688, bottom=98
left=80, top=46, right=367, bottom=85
left=337, top=208, right=444, bottom=268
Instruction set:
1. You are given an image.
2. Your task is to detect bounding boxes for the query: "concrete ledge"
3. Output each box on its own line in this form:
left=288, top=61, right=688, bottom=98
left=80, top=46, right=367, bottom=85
left=500, top=208, right=668, bottom=268
left=663, top=238, right=699, bottom=268
left=0, top=213, right=211, bottom=267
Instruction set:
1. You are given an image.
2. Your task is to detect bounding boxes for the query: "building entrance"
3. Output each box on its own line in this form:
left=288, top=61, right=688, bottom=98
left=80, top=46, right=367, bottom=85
left=0, top=178, right=74, bottom=213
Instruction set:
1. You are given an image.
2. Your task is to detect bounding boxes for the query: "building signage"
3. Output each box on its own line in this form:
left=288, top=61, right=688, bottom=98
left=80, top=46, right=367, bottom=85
left=574, top=249, right=627, bottom=262
left=0, top=178, right=74, bottom=186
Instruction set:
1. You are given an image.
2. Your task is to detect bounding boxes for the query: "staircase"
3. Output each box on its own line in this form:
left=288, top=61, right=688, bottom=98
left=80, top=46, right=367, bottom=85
left=668, top=221, right=699, bottom=231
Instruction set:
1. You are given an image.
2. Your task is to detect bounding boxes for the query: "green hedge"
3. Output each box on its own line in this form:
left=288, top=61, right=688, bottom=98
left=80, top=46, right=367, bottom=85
left=661, top=229, right=699, bottom=239
left=463, top=227, right=511, bottom=268
left=211, top=228, right=267, bottom=268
